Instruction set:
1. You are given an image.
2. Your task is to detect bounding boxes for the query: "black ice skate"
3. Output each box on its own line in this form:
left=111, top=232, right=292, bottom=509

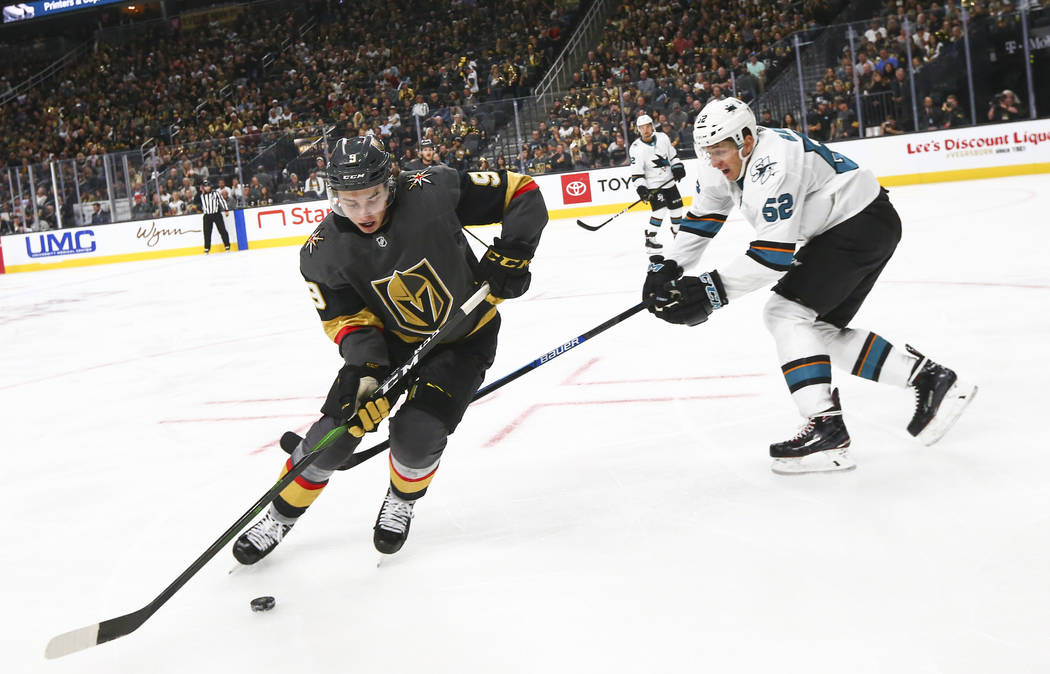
left=374, top=488, right=415, bottom=555
left=906, top=345, right=977, bottom=445
left=770, top=389, right=855, bottom=474
left=232, top=512, right=294, bottom=565
left=644, top=231, right=663, bottom=250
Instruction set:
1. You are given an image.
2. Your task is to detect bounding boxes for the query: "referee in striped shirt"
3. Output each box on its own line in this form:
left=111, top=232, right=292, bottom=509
left=199, top=179, right=231, bottom=254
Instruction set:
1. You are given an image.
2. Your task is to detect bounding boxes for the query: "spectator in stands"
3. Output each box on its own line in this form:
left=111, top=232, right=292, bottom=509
left=808, top=99, right=833, bottom=141
left=304, top=171, right=325, bottom=198
left=607, top=132, right=627, bottom=165
left=918, top=96, right=942, bottom=130
left=941, top=94, right=968, bottom=128
left=881, top=112, right=905, bottom=136
left=184, top=188, right=201, bottom=214
left=746, top=53, right=767, bottom=91
left=831, top=97, right=859, bottom=140
left=781, top=112, right=802, bottom=133
left=132, top=193, right=152, bottom=219
left=987, top=89, right=1021, bottom=123
left=167, top=191, right=186, bottom=216
left=90, top=202, right=110, bottom=226
left=283, top=173, right=305, bottom=203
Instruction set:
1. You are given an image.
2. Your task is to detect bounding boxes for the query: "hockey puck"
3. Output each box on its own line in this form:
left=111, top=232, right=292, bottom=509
left=250, top=596, right=276, bottom=612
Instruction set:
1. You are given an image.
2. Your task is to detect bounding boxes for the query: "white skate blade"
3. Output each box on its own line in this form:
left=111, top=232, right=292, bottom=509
left=917, top=381, right=978, bottom=446
left=771, top=448, right=856, bottom=475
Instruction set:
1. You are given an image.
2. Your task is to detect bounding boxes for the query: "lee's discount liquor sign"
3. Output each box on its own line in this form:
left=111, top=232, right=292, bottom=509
left=828, top=119, right=1050, bottom=180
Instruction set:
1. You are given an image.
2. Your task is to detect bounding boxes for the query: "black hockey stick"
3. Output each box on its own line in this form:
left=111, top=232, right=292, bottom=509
left=332, top=297, right=652, bottom=469
left=44, top=283, right=494, bottom=660
left=576, top=178, right=674, bottom=231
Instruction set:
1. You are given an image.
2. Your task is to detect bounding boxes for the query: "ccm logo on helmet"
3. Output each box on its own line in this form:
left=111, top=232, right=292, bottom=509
left=560, top=173, right=592, bottom=204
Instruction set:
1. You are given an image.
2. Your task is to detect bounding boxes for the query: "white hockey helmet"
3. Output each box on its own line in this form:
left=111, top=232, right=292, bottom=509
left=693, top=97, right=757, bottom=151
left=636, top=114, right=654, bottom=128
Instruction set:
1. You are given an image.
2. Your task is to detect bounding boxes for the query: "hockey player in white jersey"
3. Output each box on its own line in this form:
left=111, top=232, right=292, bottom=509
left=629, top=114, right=686, bottom=250
left=642, top=97, right=976, bottom=474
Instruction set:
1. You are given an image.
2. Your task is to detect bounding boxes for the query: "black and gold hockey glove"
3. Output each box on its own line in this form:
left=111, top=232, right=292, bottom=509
left=477, top=237, right=533, bottom=300
left=322, top=362, right=392, bottom=437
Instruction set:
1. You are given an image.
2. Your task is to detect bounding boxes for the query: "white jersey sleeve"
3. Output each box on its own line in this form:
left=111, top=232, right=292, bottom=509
left=629, top=132, right=682, bottom=189
left=666, top=162, right=733, bottom=269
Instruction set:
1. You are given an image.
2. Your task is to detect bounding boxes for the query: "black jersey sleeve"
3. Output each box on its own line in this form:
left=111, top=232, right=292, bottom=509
left=455, top=170, right=548, bottom=253
left=302, top=274, right=390, bottom=367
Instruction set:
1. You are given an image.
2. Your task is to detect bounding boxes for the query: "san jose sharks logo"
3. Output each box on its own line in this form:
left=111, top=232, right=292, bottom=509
left=371, top=258, right=452, bottom=336
left=750, top=155, right=778, bottom=184
left=650, top=153, right=671, bottom=169
left=304, top=227, right=324, bottom=254
left=725, top=103, right=738, bottom=112
left=406, top=168, right=433, bottom=190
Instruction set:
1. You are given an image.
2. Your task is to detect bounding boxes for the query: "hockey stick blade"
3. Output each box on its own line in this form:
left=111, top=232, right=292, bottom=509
left=45, top=285, right=493, bottom=659
left=575, top=178, right=674, bottom=232
left=576, top=217, right=609, bottom=231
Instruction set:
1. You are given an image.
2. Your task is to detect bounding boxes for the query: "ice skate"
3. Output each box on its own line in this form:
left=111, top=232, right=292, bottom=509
left=644, top=231, right=663, bottom=250
left=232, top=512, right=294, bottom=565
left=906, top=346, right=977, bottom=445
left=770, top=389, right=855, bottom=475
left=374, top=488, right=415, bottom=555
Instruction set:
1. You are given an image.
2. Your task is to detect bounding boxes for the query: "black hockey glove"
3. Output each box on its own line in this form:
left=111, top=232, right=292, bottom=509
left=644, top=257, right=727, bottom=326
left=643, top=255, right=682, bottom=310
left=671, top=163, right=686, bottom=182
left=636, top=185, right=651, bottom=202
left=477, top=237, right=533, bottom=300
left=322, top=362, right=392, bottom=437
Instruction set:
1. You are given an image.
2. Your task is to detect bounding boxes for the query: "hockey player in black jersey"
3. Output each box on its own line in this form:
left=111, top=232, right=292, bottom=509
left=233, top=136, right=547, bottom=561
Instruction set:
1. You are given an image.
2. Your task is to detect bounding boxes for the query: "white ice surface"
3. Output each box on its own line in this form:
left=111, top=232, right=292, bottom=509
left=2, top=174, right=1049, bottom=673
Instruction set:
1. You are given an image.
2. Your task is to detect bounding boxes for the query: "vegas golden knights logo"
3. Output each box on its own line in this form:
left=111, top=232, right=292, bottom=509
left=372, top=259, right=453, bottom=335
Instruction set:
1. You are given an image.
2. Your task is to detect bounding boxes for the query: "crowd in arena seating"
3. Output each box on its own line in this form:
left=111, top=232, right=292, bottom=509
left=511, top=0, right=848, bottom=173
left=0, top=0, right=578, bottom=229
left=794, top=0, right=1050, bottom=141
left=1, top=0, right=1046, bottom=233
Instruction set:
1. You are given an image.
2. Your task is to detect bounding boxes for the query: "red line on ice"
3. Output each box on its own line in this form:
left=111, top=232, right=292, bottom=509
left=483, top=393, right=759, bottom=447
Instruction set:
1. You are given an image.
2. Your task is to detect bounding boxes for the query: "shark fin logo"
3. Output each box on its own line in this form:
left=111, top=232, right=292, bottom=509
left=372, top=259, right=452, bottom=335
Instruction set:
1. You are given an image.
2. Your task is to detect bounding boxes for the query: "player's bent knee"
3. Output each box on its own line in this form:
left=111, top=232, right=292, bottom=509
left=303, top=415, right=361, bottom=471
left=389, top=406, right=448, bottom=469
left=763, top=293, right=818, bottom=337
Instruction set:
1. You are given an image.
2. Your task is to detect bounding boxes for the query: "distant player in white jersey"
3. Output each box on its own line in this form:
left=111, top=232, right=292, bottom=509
left=629, top=114, right=686, bottom=250
left=642, top=97, right=976, bottom=474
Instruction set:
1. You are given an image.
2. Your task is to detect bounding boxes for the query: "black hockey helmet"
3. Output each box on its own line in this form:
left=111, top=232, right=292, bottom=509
left=326, top=136, right=397, bottom=218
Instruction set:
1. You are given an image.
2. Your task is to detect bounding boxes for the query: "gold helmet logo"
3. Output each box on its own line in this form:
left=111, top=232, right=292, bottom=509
left=372, top=259, right=452, bottom=335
